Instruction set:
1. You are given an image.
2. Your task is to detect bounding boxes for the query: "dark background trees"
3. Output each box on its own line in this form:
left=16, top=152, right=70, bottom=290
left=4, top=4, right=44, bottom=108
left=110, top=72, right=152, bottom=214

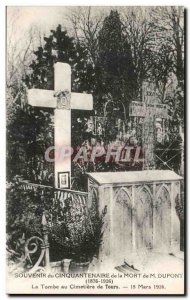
left=97, top=11, right=136, bottom=108
left=7, top=7, right=184, bottom=184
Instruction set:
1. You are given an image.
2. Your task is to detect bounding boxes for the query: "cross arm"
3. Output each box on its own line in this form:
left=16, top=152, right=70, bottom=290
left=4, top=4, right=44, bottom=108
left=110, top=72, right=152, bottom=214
left=71, top=93, right=93, bottom=110
left=27, top=89, right=56, bottom=108
left=28, top=89, right=93, bottom=111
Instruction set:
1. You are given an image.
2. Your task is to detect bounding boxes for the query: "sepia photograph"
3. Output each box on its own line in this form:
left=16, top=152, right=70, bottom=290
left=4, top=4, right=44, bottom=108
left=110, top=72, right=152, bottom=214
left=6, top=6, right=185, bottom=295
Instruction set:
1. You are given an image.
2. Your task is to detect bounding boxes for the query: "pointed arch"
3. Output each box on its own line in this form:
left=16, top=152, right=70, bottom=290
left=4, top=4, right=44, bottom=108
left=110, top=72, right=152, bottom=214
left=135, top=184, right=153, bottom=250
left=88, top=186, right=98, bottom=209
left=154, top=184, right=171, bottom=251
left=136, top=184, right=153, bottom=205
left=156, top=184, right=171, bottom=202
left=113, top=186, right=133, bottom=262
left=115, top=186, right=131, bottom=199
left=114, top=187, right=132, bottom=208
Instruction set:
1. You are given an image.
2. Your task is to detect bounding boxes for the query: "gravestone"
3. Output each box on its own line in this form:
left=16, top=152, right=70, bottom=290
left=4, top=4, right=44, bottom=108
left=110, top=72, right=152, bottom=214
left=129, top=82, right=169, bottom=170
left=27, top=62, right=93, bottom=188
left=88, top=170, right=182, bottom=268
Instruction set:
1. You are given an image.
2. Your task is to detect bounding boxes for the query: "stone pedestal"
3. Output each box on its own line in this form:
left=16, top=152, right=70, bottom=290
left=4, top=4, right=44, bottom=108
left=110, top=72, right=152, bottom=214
left=88, top=170, right=182, bottom=269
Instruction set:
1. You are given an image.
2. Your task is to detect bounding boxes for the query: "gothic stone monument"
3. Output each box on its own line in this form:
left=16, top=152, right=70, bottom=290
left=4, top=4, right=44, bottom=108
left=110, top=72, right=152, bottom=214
left=88, top=170, right=182, bottom=269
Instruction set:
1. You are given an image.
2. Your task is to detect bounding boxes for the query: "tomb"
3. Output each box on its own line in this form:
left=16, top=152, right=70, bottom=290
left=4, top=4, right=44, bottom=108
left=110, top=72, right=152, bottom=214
left=88, top=170, right=182, bottom=268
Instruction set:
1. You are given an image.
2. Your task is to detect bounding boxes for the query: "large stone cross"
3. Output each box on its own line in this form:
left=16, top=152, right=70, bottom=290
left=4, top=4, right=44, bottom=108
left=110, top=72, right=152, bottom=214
left=129, top=82, right=169, bottom=170
left=28, top=62, right=93, bottom=188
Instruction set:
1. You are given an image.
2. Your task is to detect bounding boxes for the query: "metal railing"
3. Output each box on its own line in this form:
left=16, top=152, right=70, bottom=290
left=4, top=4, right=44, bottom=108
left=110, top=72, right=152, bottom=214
left=11, top=180, right=89, bottom=272
left=20, top=180, right=88, bottom=212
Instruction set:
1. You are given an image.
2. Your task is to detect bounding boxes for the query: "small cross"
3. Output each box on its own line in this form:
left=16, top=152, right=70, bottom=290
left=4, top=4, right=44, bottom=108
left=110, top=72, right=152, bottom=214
left=28, top=62, right=93, bottom=188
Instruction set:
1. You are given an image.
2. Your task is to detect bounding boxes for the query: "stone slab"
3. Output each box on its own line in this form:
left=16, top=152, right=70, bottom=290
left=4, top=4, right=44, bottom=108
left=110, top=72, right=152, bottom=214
left=88, top=170, right=183, bottom=185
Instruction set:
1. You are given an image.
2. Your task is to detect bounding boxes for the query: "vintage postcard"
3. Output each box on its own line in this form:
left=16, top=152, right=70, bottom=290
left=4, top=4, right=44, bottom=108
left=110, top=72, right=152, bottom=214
left=6, top=6, right=185, bottom=295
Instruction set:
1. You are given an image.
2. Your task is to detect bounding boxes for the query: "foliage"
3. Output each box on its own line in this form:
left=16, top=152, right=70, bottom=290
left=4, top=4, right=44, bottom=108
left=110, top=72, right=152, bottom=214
left=7, top=177, right=106, bottom=264
left=151, top=44, right=173, bottom=101
left=6, top=177, right=54, bottom=252
left=50, top=195, right=107, bottom=262
left=7, top=102, right=54, bottom=184
left=122, top=7, right=156, bottom=99
left=24, top=24, right=94, bottom=94
left=97, top=11, right=136, bottom=110
left=150, top=7, right=184, bottom=125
